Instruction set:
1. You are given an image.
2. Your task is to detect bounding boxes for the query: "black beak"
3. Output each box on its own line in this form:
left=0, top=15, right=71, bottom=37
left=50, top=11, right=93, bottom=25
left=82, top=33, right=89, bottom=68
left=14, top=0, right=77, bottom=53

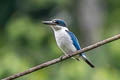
left=42, top=21, right=56, bottom=25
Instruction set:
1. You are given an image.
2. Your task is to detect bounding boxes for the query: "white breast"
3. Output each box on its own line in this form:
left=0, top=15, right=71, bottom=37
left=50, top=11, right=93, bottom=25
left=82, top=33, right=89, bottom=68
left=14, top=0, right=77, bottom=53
left=54, top=29, right=77, bottom=55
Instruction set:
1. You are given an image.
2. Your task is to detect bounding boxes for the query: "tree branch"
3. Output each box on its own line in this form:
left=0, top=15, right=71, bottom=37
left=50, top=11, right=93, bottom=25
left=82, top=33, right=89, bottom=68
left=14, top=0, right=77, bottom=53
left=2, top=34, right=120, bottom=80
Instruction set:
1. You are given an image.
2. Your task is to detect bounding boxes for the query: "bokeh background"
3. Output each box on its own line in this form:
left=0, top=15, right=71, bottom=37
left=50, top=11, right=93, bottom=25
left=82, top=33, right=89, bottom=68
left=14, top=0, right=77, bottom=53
left=0, top=0, right=120, bottom=80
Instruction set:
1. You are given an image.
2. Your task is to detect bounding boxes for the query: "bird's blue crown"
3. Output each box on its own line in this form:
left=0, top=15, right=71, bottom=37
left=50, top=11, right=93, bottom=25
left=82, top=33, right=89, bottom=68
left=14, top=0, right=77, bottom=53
left=53, top=19, right=67, bottom=27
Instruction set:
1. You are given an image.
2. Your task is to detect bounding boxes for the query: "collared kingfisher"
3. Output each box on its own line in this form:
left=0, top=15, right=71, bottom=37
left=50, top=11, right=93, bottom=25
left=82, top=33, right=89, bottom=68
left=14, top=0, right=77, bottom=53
left=42, top=19, right=94, bottom=68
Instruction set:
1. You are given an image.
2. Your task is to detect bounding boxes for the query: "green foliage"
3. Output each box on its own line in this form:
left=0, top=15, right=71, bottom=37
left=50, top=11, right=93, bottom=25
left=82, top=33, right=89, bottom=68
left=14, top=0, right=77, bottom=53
left=0, top=0, right=120, bottom=80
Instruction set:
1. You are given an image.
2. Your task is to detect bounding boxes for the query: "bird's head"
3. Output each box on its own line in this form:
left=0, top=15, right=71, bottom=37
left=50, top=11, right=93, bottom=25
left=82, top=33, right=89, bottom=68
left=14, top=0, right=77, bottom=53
left=42, top=19, right=67, bottom=31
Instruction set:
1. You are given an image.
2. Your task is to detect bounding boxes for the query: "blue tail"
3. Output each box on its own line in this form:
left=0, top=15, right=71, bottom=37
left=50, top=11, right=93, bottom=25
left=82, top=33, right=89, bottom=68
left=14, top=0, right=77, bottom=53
left=81, top=53, right=95, bottom=68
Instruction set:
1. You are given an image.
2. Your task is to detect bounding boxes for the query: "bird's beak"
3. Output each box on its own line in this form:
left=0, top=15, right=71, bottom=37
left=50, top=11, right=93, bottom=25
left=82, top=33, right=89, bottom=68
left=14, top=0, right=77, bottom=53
left=42, top=21, right=56, bottom=25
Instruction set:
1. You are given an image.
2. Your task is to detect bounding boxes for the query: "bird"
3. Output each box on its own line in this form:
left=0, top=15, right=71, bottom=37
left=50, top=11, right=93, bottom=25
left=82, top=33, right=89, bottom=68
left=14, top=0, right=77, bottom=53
left=42, top=19, right=95, bottom=68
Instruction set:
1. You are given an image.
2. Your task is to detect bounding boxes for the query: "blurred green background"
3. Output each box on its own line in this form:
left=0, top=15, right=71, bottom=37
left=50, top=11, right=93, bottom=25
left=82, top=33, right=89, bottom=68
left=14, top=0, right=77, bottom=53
left=0, top=0, right=120, bottom=80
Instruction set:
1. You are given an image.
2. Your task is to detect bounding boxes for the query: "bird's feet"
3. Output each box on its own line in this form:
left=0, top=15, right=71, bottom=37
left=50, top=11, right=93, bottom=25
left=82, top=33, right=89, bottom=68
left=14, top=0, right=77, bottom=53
left=67, top=53, right=73, bottom=57
left=59, top=53, right=73, bottom=60
left=59, top=55, right=64, bottom=60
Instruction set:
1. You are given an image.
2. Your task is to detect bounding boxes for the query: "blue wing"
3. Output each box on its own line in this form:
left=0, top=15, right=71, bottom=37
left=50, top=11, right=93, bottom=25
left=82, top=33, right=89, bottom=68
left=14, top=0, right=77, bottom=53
left=66, top=30, right=95, bottom=68
left=65, top=30, right=81, bottom=50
